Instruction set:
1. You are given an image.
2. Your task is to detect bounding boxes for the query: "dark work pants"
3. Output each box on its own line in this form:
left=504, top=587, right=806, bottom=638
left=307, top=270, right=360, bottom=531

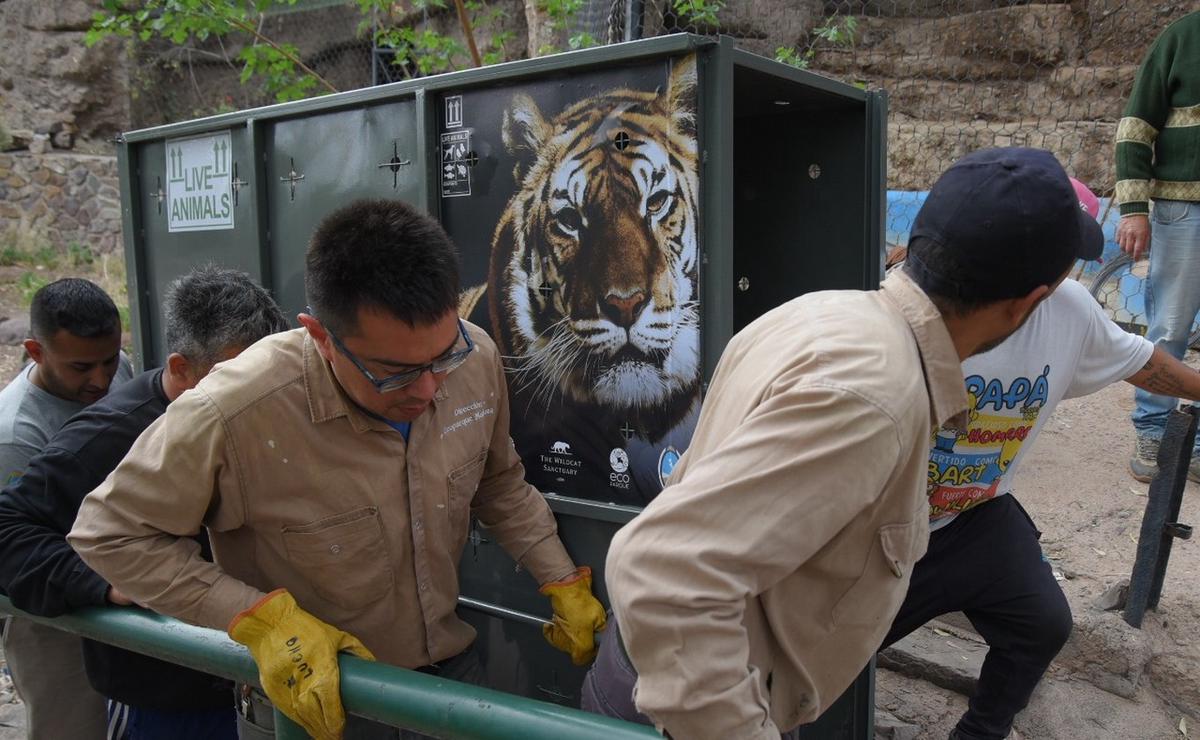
left=881, top=494, right=1073, bottom=740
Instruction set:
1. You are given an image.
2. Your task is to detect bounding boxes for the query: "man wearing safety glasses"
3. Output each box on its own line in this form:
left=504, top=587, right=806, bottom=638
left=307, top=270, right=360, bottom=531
left=69, top=199, right=606, bottom=740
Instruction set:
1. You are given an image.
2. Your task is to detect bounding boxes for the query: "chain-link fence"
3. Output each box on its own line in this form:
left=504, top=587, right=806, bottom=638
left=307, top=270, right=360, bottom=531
left=130, top=0, right=375, bottom=129
left=605, top=0, right=1199, bottom=334
left=130, top=0, right=1198, bottom=332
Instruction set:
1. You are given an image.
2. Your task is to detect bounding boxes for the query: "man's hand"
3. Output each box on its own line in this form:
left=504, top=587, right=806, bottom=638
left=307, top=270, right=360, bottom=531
left=1117, top=214, right=1151, bottom=261
left=106, top=586, right=134, bottom=606
left=540, top=566, right=607, bottom=665
left=228, top=589, right=375, bottom=740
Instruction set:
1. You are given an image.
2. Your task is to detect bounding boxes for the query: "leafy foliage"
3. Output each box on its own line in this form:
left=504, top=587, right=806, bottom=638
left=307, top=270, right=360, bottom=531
left=88, top=0, right=330, bottom=103
left=775, top=14, right=858, bottom=70
left=672, top=0, right=724, bottom=29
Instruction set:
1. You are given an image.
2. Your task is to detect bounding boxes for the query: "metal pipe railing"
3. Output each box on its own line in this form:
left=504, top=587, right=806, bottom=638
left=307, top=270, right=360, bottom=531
left=0, top=595, right=657, bottom=740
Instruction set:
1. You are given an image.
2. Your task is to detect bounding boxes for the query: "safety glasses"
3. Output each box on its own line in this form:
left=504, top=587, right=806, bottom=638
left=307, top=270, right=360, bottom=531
left=314, top=309, right=475, bottom=393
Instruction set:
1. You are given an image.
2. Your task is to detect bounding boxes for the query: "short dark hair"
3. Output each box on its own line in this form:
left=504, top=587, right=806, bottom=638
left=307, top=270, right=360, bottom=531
left=163, top=265, right=289, bottom=368
left=904, top=235, right=1074, bottom=317
left=30, top=278, right=121, bottom=341
left=305, top=199, right=460, bottom=336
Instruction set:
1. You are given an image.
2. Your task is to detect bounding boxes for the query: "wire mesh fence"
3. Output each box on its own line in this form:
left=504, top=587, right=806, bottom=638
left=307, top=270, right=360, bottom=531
left=609, top=0, right=1199, bottom=332
left=128, top=0, right=1198, bottom=330
left=128, top=0, right=374, bottom=129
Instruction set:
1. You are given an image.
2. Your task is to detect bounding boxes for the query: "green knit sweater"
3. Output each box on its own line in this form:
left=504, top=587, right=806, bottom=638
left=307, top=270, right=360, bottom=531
left=1115, top=11, right=1200, bottom=216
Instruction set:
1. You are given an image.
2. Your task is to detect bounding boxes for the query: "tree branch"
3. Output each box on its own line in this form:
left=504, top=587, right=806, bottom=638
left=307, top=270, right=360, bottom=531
left=202, top=1, right=340, bottom=95
left=453, top=0, right=483, bottom=67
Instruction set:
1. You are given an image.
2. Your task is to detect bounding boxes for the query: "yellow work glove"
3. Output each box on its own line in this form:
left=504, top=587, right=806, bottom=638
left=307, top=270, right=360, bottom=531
left=539, top=566, right=607, bottom=665
left=228, top=589, right=375, bottom=740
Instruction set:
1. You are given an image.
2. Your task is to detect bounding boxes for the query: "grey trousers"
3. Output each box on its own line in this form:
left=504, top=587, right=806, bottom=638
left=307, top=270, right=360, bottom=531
left=235, top=645, right=484, bottom=740
left=2, top=616, right=109, bottom=740
left=581, top=615, right=801, bottom=739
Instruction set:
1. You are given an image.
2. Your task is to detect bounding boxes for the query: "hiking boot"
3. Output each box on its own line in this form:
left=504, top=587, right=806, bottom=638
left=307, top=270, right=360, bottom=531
left=1130, top=435, right=1200, bottom=483
left=1130, top=435, right=1159, bottom=483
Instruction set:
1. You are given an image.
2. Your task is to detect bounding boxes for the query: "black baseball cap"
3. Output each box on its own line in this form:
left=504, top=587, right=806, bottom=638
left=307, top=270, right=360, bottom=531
left=906, top=147, right=1104, bottom=301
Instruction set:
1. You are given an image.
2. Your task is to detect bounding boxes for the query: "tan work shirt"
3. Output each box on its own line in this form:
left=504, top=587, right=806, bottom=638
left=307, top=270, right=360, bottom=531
left=606, top=271, right=967, bottom=740
left=70, top=326, right=575, bottom=668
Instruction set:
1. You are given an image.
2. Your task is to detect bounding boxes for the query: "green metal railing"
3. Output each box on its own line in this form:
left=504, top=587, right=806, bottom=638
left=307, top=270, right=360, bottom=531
left=0, top=596, right=657, bottom=739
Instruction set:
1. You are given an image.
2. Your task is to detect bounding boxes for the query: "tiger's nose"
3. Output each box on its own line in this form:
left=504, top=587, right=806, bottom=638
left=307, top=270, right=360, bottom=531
left=602, top=291, right=647, bottom=328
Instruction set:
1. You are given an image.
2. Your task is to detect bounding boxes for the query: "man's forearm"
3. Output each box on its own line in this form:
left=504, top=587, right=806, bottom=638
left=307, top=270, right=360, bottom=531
left=1125, top=346, right=1200, bottom=400
left=5, top=537, right=110, bottom=616
left=477, top=478, right=576, bottom=584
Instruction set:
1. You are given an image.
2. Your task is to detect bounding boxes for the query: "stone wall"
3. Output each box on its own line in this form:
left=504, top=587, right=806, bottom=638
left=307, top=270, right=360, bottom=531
left=0, top=0, right=130, bottom=150
left=0, top=152, right=122, bottom=254
left=0, top=0, right=1194, bottom=253
left=812, top=0, right=1200, bottom=192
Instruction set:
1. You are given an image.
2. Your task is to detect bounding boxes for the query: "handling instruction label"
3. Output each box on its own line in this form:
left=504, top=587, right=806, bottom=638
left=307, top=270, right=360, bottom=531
left=166, top=132, right=234, bottom=232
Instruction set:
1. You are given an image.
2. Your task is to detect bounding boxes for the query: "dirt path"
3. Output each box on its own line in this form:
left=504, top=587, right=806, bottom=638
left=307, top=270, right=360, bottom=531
left=876, top=364, right=1200, bottom=739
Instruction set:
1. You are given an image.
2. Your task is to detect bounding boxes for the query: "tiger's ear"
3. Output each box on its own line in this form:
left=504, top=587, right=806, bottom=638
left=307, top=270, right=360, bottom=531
left=667, top=54, right=698, bottom=138
left=503, top=94, right=549, bottom=181
left=458, top=284, right=487, bottom=320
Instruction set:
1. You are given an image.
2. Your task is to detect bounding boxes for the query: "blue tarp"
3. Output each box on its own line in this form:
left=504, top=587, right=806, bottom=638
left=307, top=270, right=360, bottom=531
left=885, top=190, right=1125, bottom=279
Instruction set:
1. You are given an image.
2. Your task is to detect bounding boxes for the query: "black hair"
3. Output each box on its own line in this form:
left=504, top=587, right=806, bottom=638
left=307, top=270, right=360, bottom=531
left=305, top=199, right=460, bottom=336
left=163, top=265, right=290, bottom=368
left=30, top=278, right=120, bottom=340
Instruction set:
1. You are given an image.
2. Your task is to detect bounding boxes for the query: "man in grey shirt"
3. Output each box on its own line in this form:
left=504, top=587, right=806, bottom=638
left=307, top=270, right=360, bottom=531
left=0, top=277, right=131, bottom=739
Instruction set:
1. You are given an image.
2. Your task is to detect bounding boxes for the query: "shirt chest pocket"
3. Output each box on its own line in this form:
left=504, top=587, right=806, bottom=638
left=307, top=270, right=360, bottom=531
left=831, top=519, right=924, bottom=628
left=281, top=507, right=395, bottom=611
left=447, top=450, right=487, bottom=534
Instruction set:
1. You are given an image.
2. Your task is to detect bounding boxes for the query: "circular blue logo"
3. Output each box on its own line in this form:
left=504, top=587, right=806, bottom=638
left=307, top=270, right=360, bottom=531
left=658, top=447, right=681, bottom=487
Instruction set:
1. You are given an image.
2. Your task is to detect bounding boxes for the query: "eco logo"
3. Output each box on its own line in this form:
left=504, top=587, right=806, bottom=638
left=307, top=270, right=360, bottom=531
left=609, top=447, right=631, bottom=492
left=609, top=448, right=629, bottom=473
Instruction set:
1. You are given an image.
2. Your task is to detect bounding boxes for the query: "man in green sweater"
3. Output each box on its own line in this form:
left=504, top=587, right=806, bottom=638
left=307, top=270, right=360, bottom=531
left=1115, top=10, right=1200, bottom=482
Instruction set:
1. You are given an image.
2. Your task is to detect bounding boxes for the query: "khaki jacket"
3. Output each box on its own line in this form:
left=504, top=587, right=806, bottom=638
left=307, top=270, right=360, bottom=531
left=70, top=326, right=574, bottom=668
left=606, top=272, right=967, bottom=739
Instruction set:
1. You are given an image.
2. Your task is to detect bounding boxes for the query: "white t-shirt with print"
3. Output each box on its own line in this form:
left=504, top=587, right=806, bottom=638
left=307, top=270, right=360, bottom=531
left=928, top=278, right=1153, bottom=530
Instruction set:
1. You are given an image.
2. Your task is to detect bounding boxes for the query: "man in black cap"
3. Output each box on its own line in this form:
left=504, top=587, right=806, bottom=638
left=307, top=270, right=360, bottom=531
left=878, top=176, right=1200, bottom=740
left=587, top=148, right=1101, bottom=740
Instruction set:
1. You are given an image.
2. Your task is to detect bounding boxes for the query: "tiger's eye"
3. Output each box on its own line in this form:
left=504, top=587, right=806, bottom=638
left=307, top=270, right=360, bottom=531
left=646, top=190, right=671, bottom=215
left=556, top=206, right=582, bottom=234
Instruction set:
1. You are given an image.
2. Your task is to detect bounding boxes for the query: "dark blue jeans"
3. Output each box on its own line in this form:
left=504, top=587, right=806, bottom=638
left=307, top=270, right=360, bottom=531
left=881, top=494, right=1073, bottom=740
left=106, top=700, right=237, bottom=740
left=1131, top=199, right=1200, bottom=451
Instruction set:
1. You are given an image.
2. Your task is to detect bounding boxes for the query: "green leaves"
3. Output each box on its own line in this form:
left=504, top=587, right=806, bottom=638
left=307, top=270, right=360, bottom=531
left=376, top=25, right=467, bottom=77
left=775, top=14, right=859, bottom=71
left=238, top=43, right=318, bottom=101
left=88, top=0, right=522, bottom=113
left=672, top=0, right=724, bottom=29
left=87, top=0, right=333, bottom=105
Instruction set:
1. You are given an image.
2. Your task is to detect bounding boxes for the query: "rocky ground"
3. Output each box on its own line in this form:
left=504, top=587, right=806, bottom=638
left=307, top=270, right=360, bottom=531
left=876, top=372, right=1200, bottom=739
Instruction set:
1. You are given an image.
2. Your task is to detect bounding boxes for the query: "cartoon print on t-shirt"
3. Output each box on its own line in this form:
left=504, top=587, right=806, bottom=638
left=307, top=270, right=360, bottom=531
left=928, top=366, right=1051, bottom=520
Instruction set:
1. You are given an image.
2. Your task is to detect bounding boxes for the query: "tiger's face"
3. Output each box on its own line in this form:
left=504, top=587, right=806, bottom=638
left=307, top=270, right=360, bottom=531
left=488, top=56, right=699, bottom=429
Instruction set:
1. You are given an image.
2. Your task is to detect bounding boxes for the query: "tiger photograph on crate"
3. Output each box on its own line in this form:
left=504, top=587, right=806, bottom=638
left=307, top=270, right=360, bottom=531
left=443, top=54, right=700, bottom=506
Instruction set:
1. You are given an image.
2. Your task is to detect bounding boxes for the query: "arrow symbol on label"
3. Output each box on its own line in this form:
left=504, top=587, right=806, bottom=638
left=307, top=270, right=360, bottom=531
left=213, top=138, right=228, bottom=173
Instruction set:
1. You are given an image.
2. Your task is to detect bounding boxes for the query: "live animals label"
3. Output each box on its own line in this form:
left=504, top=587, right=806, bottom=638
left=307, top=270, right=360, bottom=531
left=166, top=132, right=234, bottom=232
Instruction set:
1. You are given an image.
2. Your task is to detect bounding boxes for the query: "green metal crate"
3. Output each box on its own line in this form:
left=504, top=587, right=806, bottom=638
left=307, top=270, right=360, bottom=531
left=116, top=33, right=886, bottom=738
